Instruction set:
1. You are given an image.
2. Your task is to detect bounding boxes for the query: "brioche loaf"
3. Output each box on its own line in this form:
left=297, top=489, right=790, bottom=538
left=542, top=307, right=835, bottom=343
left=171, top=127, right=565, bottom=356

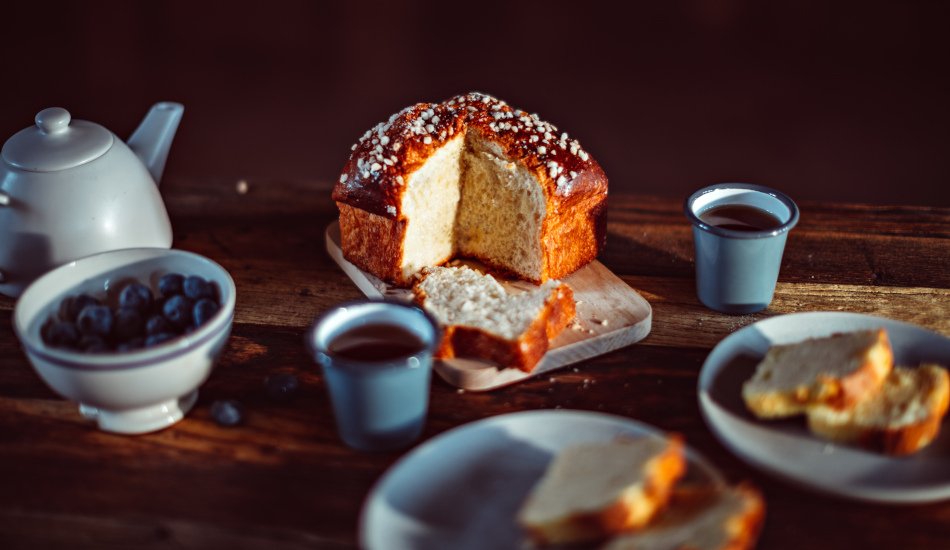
left=742, top=329, right=893, bottom=418
left=332, top=92, right=608, bottom=286
left=516, top=436, right=686, bottom=545
left=411, top=265, right=574, bottom=372
left=602, top=484, right=765, bottom=550
left=806, top=364, right=950, bottom=455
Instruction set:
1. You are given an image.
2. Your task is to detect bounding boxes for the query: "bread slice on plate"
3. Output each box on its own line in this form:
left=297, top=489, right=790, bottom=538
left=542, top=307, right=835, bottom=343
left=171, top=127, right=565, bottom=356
left=412, top=265, right=575, bottom=372
left=516, top=435, right=686, bottom=545
left=742, top=329, right=893, bottom=418
left=806, top=364, right=950, bottom=455
left=602, top=483, right=765, bottom=550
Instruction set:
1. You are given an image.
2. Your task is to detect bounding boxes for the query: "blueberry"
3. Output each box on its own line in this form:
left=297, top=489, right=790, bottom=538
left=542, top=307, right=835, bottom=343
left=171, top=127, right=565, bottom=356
left=210, top=400, right=243, bottom=427
left=44, top=321, right=80, bottom=349
left=192, top=299, right=219, bottom=327
left=76, top=305, right=113, bottom=337
left=116, top=337, right=145, bottom=352
left=145, top=314, right=174, bottom=336
left=119, top=282, right=153, bottom=314
left=145, top=332, right=177, bottom=348
left=264, top=372, right=300, bottom=401
left=158, top=273, right=184, bottom=298
left=183, top=276, right=214, bottom=301
left=113, top=308, right=144, bottom=341
left=162, top=295, right=193, bottom=327
left=59, top=294, right=100, bottom=323
left=79, top=334, right=109, bottom=353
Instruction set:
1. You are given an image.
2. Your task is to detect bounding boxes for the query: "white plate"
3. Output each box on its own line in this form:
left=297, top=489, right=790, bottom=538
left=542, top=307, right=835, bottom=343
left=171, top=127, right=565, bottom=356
left=360, top=410, right=724, bottom=550
left=698, top=311, right=950, bottom=503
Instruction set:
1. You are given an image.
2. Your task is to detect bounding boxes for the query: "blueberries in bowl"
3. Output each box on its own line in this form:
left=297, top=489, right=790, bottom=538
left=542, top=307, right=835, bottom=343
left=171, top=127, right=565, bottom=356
left=59, top=294, right=100, bottom=323
left=77, top=305, right=114, bottom=337
left=41, top=273, right=222, bottom=354
left=119, top=282, right=153, bottom=314
left=158, top=273, right=184, bottom=298
left=163, top=295, right=194, bottom=328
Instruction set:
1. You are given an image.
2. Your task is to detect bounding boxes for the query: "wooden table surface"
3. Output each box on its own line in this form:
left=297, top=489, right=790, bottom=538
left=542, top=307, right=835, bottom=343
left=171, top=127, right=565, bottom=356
left=1, top=178, right=949, bottom=549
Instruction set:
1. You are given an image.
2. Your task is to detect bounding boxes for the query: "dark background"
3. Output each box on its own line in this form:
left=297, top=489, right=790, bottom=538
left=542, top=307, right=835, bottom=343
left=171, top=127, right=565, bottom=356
left=3, top=0, right=948, bottom=205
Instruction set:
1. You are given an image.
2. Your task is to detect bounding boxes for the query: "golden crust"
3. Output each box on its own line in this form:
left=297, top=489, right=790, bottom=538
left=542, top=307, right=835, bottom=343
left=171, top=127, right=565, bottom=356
left=721, top=483, right=766, bottom=550
left=336, top=202, right=407, bottom=283
left=414, top=280, right=575, bottom=373
left=807, top=365, right=950, bottom=455
left=521, top=435, right=687, bottom=546
left=743, top=328, right=893, bottom=418
left=332, top=92, right=608, bottom=287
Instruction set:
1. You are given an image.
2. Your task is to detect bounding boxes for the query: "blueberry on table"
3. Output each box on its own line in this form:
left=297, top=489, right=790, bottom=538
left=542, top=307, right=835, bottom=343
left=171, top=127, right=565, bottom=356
left=158, top=273, right=184, bottom=298
left=116, top=337, right=145, bottom=352
left=58, top=294, right=100, bottom=323
left=79, top=334, right=109, bottom=353
left=183, top=276, right=215, bottom=301
left=210, top=400, right=243, bottom=427
left=113, top=308, right=144, bottom=341
left=76, top=305, right=114, bottom=337
left=145, top=314, right=174, bottom=336
left=119, top=282, right=153, bottom=314
left=192, top=299, right=219, bottom=327
left=145, top=332, right=177, bottom=348
left=44, top=321, right=79, bottom=349
left=264, top=372, right=300, bottom=401
left=162, top=295, right=193, bottom=327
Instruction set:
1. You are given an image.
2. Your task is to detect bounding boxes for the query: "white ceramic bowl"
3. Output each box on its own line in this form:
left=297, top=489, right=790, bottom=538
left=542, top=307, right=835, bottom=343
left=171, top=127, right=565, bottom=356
left=13, top=248, right=236, bottom=434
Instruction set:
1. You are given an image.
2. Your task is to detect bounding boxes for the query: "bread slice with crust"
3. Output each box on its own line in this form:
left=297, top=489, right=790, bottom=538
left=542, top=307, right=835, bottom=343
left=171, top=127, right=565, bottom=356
left=806, top=364, right=950, bottom=455
left=412, top=265, right=575, bottom=372
left=516, top=436, right=686, bottom=546
left=602, top=483, right=765, bottom=550
left=742, top=329, right=893, bottom=418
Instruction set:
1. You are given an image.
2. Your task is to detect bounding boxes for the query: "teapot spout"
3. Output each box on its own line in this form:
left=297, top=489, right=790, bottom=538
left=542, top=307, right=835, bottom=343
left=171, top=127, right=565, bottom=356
left=127, top=102, right=184, bottom=185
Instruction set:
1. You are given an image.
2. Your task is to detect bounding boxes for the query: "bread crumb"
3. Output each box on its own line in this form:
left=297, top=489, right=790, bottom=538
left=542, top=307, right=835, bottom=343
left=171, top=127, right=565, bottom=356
left=235, top=179, right=249, bottom=194
left=549, top=377, right=557, bottom=383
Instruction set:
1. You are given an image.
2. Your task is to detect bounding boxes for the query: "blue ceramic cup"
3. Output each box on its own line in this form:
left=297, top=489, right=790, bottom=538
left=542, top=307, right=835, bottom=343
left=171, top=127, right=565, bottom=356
left=308, top=301, right=440, bottom=452
left=685, top=183, right=799, bottom=314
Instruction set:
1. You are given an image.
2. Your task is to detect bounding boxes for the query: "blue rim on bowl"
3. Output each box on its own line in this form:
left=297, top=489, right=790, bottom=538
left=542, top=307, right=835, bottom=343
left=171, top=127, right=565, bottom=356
left=684, top=182, right=800, bottom=240
left=13, top=248, right=236, bottom=371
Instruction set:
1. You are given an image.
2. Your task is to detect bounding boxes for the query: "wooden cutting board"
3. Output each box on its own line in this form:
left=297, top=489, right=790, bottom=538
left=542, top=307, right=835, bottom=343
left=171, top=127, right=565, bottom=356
left=325, top=222, right=652, bottom=391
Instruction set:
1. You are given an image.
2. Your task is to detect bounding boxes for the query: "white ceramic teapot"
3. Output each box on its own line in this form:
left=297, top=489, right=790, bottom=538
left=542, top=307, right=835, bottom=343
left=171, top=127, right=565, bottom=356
left=0, top=102, right=183, bottom=297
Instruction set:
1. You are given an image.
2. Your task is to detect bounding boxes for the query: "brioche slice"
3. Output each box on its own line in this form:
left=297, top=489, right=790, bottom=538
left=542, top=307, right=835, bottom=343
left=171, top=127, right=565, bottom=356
left=742, top=329, right=893, bottom=418
left=517, top=436, right=687, bottom=545
left=602, top=484, right=765, bottom=550
left=412, top=265, right=575, bottom=372
left=806, top=364, right=950, bottom=455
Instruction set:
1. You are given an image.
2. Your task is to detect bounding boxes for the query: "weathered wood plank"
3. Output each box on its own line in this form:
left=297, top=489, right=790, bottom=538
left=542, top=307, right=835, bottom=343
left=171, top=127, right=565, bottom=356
left=2, top=181, right=950, bottom=549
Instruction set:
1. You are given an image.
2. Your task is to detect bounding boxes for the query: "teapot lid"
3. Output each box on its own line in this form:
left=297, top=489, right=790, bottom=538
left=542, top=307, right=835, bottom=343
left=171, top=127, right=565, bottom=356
left=1, top=107, right=114, bottom=172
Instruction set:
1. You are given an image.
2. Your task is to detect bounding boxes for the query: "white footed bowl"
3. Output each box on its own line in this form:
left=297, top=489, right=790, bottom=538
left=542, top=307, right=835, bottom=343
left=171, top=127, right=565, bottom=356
left=13, top=248, right=236, bottom=434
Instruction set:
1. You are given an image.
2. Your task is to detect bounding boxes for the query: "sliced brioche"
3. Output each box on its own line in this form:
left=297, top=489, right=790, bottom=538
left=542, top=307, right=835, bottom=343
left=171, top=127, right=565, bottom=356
left=332, top=92, right=608, bottom=287
left=412, top=265, right=575, bottom=372
left=602, top=484, right=765, bottom=550
left=742, top=329, right=893, bottom=418
left=806, top=364, right=950, bottom=455
left=517, top=436, right=686, bottom=545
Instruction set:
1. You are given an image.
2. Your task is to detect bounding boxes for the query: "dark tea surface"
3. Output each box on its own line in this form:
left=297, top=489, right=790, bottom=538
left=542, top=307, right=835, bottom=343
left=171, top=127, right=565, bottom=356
left=699, top=204, right=783, bottom=232
left=328, top=323, right=425, bottom=362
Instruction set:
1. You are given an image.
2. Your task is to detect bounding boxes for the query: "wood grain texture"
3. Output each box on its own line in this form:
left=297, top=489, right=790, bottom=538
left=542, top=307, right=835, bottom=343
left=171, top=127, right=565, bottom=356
left=1, top=177, right=949, bottom=549
left=325, top=222, right=652, bottom=390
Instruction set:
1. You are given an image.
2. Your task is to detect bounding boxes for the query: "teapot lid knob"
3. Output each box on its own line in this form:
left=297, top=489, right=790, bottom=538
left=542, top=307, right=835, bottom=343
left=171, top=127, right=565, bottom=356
left=36, top=108, right=72, bottom=135
left=1, top=107, right=113, bottom=172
